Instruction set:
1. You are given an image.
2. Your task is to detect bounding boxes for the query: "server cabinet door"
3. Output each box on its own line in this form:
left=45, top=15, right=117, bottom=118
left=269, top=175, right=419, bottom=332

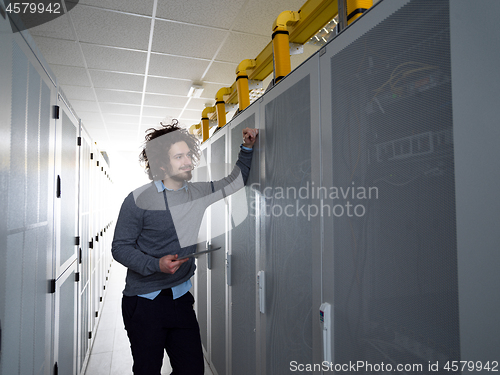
left=77, top=128, right=93, bottom=373
left=53, top=261, right=78, bottom=375
left=208, top=129, right=228, bottom=375
left=320, top=0, right=460, bottom=369
left=193, top=148, right=210, bottom=352
left=55, top=96, right=79, bottom=277
left=1, top=17, right=57, bottom=375
left=53, top=94, right=80, bottom=375
left=228, top=110, right=260, bottom=375
left=258, top=53, right=321, bottom=374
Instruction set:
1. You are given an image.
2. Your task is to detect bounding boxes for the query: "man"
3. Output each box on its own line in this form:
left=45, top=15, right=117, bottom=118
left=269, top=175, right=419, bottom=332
left=112, top=120, right=258, bottom=375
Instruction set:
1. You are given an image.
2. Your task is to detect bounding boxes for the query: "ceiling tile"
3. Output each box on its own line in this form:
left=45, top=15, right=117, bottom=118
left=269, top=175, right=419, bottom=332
left=143, top=94, right=188, bottom=108
left=69, top=99, right=100, bottom=113
left=49, top=65, right=91, bottom=86
left=155, top=0, right=246, bottom=29
left=94, top=89, right=142, bottom=105
left=67, top=0, right=154, bottom=17
left=60, top=85, right=96, bottom=101
left=142, top=106, right=179, bottom=118
left=32, top=36, right=84, bottom=67
left=185, top=98, right=217, bottom=111
left=100, top=103, right=141, bottom=115
left=81, top=44, right=148, bottom=74
left=103, top=113, right=140, bottom=124
left=196, top=82, right=232, bottom=100
left=108, top=121, right=139, bottom=131
left=202, top=61, right=237, bottom=85
left=21, top=0, right=316, bottom=150
left=152, top=20, right=228, bottom=59
left=146, top=76, right=191, bottom=96
left=89, top=70, right=145, bottom=91
left=178, top=116, right=201, bottom=125
left=70, top=5, right=151, bottom=50
left=182, top=109, right=204, bottom=120
left=83, top=127, right=108, bottom=139
left=148, top=54, right=209, bottom=81
left=29, top=13, right=75, bottom=40
left=77, top=111, right=104, bottom=123
left=216, top=32, right=270, bottom=64
left=82, top=121, right=105, bottom=130
left=232, top=0, right=306, bottom=36
left=104, top=130, right=138, bottom=141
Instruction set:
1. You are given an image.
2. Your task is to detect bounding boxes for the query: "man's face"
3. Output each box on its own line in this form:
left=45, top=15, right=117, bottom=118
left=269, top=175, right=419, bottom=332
left=165, top=141, right=193, bottom=181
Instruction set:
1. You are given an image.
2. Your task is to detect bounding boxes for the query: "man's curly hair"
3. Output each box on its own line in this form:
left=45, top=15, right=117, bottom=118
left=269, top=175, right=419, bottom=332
left=139, top=119, right=201, bottom=180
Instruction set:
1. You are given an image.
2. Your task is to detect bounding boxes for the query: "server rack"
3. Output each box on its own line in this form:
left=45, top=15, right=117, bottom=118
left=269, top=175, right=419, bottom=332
left=195, top=1, right=500, bottom=374
left=0, top=10, right=114, bottom=374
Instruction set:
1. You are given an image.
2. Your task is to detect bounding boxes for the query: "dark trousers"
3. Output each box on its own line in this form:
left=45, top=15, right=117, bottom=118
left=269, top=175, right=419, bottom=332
left=122, top=290, right=205, bottom=375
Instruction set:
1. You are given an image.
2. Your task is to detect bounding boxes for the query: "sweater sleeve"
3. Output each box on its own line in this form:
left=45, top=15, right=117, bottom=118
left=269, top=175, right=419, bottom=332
left=111, top=193, right=162, bottom=276
left=210, top=146, right=254, bottom=194
left=235, top=146, right=253, bottom=185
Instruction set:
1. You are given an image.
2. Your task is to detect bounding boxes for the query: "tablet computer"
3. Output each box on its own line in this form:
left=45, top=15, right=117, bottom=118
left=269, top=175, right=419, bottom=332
left=178, top=247, right=222, bottom=260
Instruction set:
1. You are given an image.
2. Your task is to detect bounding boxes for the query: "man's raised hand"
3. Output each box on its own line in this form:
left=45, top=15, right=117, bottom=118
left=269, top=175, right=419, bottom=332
left=242, top=128, right=259, bottom=148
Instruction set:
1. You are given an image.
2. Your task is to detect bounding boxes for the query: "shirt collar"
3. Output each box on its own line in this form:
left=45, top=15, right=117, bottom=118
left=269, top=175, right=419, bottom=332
left=154, top=180, right=188, bottom=193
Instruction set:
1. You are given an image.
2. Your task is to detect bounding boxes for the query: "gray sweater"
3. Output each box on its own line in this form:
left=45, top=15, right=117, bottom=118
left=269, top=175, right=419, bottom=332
left=112, top=147, right=253, bottom=296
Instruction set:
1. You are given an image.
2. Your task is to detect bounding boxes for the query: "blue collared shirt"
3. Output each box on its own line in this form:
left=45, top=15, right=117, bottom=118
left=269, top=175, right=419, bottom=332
left=138, top=180, right=191, bottom=300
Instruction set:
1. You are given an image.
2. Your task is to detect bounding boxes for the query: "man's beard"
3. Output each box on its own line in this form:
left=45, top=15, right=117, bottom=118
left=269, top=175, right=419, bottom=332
left=169, top=168, right=192, bottom=182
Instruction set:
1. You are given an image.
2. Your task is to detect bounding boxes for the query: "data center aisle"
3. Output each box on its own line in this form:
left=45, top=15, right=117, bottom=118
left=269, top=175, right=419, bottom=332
left=84, top=261, right=214, bottom=375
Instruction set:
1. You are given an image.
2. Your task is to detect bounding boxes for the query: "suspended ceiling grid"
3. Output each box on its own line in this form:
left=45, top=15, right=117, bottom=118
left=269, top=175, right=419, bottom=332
left=28, top=0, right=320, bottom=154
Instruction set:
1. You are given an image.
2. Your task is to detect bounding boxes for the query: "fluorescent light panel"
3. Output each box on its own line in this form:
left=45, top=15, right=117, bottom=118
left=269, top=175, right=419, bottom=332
left=188, top=84, right=204, bottom=98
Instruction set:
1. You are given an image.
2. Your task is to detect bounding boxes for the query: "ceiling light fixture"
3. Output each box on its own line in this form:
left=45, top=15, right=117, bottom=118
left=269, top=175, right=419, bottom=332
left=307, top=17, right=339, bottom=47
left=188, top=84, right=204, bottom=98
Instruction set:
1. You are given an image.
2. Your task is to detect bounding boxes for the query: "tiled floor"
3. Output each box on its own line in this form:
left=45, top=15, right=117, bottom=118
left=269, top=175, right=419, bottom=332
left=84, top=261, right=214, bottom=375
